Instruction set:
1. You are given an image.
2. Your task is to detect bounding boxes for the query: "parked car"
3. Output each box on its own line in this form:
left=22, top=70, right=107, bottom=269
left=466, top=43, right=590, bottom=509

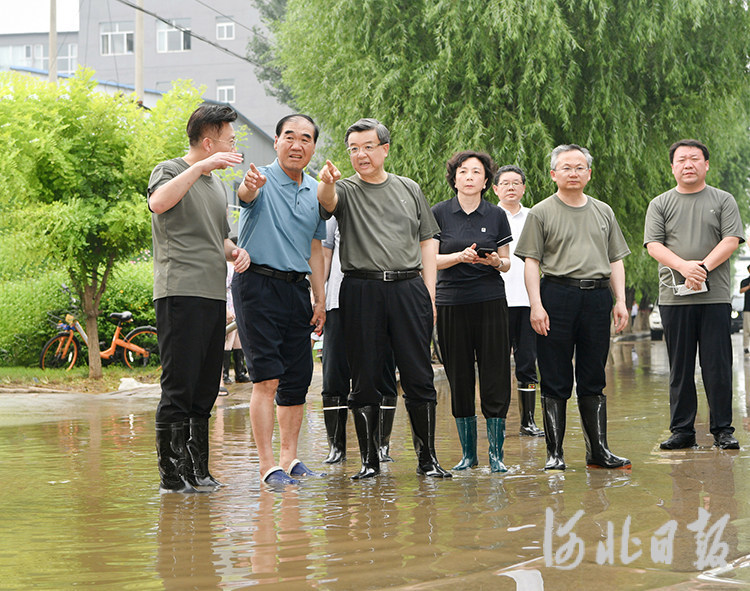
left=649, top=305, right=663, bottom=340
left=650, top=298, right=742, bottom=340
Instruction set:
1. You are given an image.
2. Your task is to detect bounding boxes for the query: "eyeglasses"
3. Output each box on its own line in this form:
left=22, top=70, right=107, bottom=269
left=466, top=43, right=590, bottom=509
left=346, top=143, right=384, bottom=156
left=554, top=166, right=588, bottom=174
left=212, top=137, right=236, bottom=148
left=496, top=181, right=524, bottom=187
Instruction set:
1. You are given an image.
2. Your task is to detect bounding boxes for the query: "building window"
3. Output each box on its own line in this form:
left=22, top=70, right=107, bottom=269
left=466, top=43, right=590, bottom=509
left=58, top=44, right=78, bottom=75
left=217, top=79, right=235, bottom=104
left=100, top=22, right=134, bottom=56
left=216, top=17, right=235, bottom=40
left=157, top=19, right=191, bottom=53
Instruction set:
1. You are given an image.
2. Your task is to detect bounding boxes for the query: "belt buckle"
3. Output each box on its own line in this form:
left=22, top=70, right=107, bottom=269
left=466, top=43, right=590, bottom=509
left=383, top=271, right=396, bottom=282
left=579, top=279, right=596, bottom=290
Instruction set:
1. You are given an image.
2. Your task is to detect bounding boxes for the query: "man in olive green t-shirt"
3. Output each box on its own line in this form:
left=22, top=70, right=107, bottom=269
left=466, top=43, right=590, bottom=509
left=515, top=144, right=631, bottom=472
left=317, top=118, right=451, bottom=481
left=148, top=104, right=250, bottom=493
left=644, top=139, right=744, bottom=451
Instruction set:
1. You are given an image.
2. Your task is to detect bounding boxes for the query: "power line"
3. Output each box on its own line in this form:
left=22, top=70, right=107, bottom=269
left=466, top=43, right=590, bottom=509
left=189, top=0, right=254, bottom=34
left=112, top=0, right=260, bottom=67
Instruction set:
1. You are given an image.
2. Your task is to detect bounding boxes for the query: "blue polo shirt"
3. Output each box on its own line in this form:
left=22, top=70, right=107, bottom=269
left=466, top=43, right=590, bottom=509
left=432, top=196, right=512, bottom=306
left=238, top=159, right=326, bottom=273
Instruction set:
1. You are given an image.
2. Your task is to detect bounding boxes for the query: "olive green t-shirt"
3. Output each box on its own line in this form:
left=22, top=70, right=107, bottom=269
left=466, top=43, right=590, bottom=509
left=643, top=185, right=744, bottom=305
left=324, top=173, right=440, bottom=272
left=514, top=194, right=630, bottom=278
left=148, top=158, right=230, bottom=301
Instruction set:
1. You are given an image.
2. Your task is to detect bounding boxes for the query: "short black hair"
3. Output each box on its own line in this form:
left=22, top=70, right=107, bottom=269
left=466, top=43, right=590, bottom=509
left=186, top=103, right=237, bottom=146
left=445, top=151, right=497, bottom=197
left=669, top=139, right=709, bottom=164
left=276, top=114, right=319, bottom=143
left=493, top=165, right=526, bottom=185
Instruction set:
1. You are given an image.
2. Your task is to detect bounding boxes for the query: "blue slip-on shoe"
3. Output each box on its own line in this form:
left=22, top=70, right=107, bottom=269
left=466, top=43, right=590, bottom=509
left=288, top=459, right=326, bottom=478
left=262, top=466, right=299, bottom=489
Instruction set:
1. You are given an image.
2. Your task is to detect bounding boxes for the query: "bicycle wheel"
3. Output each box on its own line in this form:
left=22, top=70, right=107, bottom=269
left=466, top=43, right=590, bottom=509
left=40, top=333, right=80, bottom=370
left=122, top=326, right=159, bottom=369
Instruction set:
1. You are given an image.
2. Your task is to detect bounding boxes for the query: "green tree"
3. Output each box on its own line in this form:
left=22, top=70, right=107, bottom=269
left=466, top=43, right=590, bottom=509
left=272, top=0, right=750, bottom=301
left=247, top=0, right=295, bottom=107
left=0, top=70, right=203, bottom=377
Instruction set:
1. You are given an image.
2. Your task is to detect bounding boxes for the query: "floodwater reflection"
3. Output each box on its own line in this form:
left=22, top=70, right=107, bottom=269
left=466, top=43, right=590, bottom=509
left=2, top=336, right=750, bottom=589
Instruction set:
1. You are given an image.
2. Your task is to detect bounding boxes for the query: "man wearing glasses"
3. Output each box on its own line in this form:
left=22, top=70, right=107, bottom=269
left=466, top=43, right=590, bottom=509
left=514, top=144, right=631, bottom=472
left=233, top=114, right=327, bottom=488
left=494, top=165, right=544, bottom=438
left=644, top=139, right=743, bottom=451
left=148, top=103, right=251, bottom=493
left=317, top=118, right=451, bottom=480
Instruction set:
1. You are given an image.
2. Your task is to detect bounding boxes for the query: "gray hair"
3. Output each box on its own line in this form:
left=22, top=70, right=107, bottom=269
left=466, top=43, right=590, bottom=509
left=345, top=118, right=391, bottom=146
left=550, top=144, right=592, bottom=171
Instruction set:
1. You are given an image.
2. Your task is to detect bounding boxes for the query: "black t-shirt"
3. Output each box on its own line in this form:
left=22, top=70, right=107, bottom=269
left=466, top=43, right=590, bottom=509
left=432, top=197, right=512, bottom=306
left=741, top=276, right=750, bottom=311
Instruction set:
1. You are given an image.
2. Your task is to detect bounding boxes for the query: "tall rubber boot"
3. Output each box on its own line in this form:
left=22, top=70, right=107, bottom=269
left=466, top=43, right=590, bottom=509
left=407, top=401, right=452, bottom=478
left=518, top=383, right=544, bottom=437
left=233, top=349, right=250, bottom=383
left=578, top=395, right=631, bottom=469
left=222, top=351, right=232, bottom=384
left=452, top=416, right=478, bottom=470
left=379, top=394, right=397, bottom=462
left=185, top=418, right=222, bottom=488
left=487, top=417, right=508, bottom=472
left=351, top=405, right=380, bottom=479
left=541, top=396, right=566, bottom=471
left=156, top=422, right=200, bottom=493
left=322, top=393, right=348, bottom=464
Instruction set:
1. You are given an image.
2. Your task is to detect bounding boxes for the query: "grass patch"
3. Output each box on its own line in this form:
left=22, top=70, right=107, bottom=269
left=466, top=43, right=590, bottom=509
left=0, top=365, right=161, bottom=394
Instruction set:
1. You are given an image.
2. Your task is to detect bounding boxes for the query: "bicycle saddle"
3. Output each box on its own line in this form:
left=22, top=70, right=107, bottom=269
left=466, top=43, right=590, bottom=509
left=109, top=312, right=133, bottom=322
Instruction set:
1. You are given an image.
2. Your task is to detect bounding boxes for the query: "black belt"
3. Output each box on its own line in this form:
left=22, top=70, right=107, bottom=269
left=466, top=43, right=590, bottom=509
left=544, top=275, right=610, bottom=290
left=344, top=270, right=420, bottom=282
left=250, top=263, right=307, bottom=283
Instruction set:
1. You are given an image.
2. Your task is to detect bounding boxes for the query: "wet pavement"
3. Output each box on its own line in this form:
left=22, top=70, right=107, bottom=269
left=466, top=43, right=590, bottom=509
left=2, top=336, right=750, bottom=590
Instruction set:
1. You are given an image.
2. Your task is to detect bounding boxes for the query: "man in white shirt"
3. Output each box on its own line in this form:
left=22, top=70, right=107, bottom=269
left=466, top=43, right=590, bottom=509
left=494, top=165, right=543, bottom=437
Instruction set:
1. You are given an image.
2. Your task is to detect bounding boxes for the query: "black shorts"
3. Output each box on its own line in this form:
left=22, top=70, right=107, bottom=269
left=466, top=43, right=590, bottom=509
left=232, top=269, right=314, bottom=406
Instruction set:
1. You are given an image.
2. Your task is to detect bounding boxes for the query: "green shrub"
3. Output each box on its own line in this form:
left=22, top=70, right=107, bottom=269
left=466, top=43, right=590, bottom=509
left=0, top=260, right=155, bottom=367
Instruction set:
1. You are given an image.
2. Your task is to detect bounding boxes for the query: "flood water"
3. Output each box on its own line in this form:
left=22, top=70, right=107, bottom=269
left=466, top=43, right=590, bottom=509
left=3, top=336, right=750, bottom=590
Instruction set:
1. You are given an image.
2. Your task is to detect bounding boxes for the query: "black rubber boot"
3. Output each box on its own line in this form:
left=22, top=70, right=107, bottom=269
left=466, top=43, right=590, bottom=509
left=322, top=393, right=348, bottom=464
left=518, top=384, right=544, bottom=437
left=156, top=422, right=200, bottom=493
left=407, top=401, right=452, bottom=478
left=222, top=351, right=232, bottom=384
left=233, top=349, right=250, bottom=383
left=578, top=395, right=631, bottom=469
left=351, top=405, right=380, bottom=479
left=452, top=416, right=478, bottom=470
left=379, top=394, right=397, bottom=462
left=185, top=418, right=222, bottom=488
left=541, top=396, right=566, bottom=471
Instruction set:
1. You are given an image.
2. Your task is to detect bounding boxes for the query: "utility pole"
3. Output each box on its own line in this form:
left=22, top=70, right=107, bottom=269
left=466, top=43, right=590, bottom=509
left=48, top=0, right=58, bottom=83
left=135, top=0, right=144, bottom=103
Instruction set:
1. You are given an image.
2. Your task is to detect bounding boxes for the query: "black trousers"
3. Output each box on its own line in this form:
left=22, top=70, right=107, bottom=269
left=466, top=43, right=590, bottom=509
left=536, top=280, right=612, bottom=401
left=437, top=298, right=511, bottom=418
left=154, top=296, right=225, bottom=423
left=508, top=306, right=538, bottom=385
left=340, top=276, right=435, bottom=408
left=321, top=308, right=397, bottom=398
left=660, top=303, right=734, bottom=435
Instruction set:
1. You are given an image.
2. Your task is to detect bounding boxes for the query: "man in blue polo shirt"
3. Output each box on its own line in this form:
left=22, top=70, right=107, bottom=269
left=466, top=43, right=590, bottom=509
left=232, top=114, right=327, bottom=487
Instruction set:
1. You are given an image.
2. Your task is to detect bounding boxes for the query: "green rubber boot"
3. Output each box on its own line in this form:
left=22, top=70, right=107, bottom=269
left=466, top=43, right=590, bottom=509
left=487, top=417, right=508, bottom=473
left=452, top=416, right=478, bottom=470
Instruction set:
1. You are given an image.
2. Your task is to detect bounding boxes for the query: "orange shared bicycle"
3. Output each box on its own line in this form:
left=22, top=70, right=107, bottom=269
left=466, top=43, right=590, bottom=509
left=39, top=286, right=158, bottom=370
